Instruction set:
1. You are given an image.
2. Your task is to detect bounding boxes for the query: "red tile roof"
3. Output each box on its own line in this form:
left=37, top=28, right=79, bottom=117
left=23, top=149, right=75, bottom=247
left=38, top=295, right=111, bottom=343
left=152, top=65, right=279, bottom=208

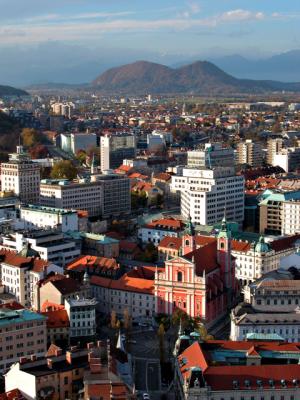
left=0, top=249, right=49, bottom=272
left=0, top=301, right=24, bottom=310
left=41, top=301, right=65, bottom=312
left=119, top=240, right=139, bottom=253
left=145, top=217, right=184, bottom=231
left=271, top=234, right=300, bottom=252
left=42, top=309, right=70, bottom=328
left=178, top=340, right=300, bottom=391
left=0, top=389, right=26, bottom=400
left=158, top=236, right=182, bottom=250
left=231, top=240, right=251, bottom=252
left=184, top=240, right=218, bottom=275
left=90, top=266, right=162, bottom=295
left=66, top=255, right=119, bottom=272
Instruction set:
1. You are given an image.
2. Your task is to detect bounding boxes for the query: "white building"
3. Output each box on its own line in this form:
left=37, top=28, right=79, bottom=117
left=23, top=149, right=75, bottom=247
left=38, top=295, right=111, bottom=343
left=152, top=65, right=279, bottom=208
left=138, top=217, right=185, bottom=244
left=272, top=147, right=300, bottom=172
left=282, top=200, right=300, bottom=235
left=231, top=276, right=300, bottom=342
left=18, top=204, right=79, bottom=232
left=65, top=297, right=97, bottom=338
left=0, top=146, right=40, bottom=204
left=232, top=235, right=299, bottom=285
left=1, top=230, right=80, bottom=267
left=187, top=143, right=234, bottom=168
left=100, top=134, right=136, bottom=171
left=61, top=132, right=97, bottom=154
left=171, top=166, right=244, bottom=225
left=91, top=267, right=156, bottom=321
left=40, top=173, right=131, bottom=218
left=0, top=249, right=62, bottom=307
left=51, top=101, right=75, bottom=118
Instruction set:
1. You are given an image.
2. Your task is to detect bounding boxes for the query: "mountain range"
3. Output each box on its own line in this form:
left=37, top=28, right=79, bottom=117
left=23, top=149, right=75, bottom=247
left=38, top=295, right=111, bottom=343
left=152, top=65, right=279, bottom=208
left=92, top=60, right=300, bottom=95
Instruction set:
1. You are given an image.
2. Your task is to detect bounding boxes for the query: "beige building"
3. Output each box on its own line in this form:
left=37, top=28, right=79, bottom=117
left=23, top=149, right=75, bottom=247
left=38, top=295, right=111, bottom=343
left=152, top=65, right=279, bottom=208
left=0, top=307, right=47, bottom=373
left=236, top=139, right=263, bottom=167
left=0, top=249, right=63, bottom=308
left=39, top=275, right=90, bottom=311
left=0, top=146, right=40, bottom=204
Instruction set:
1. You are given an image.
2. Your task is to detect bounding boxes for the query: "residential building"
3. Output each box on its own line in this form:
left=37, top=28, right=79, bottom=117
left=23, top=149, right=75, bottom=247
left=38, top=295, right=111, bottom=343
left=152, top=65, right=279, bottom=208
left=0, top=146, right=40, bottom=204
left=187, top=143, right=234, bottom=168
left=174, top=336, right=300, bottom=400
left=41, top=308, right=70, bottom=347
left=259, top=189, right=300, bottom=234
left=66, top=255, right=122, bottom=281
left=91, top=266, right=157, bottom=321
left=100, top=134, right=136, bottom=171
left=0, top=308, right=47, bottom=373
left=51, top=102, right=75, bottom=118
left=1, top=229, right=80, bottom=267
left=273, top=147, right=300, bottom=172
left=40, top=173, right=131, bottom=219
left=138, top=217, right=185, bottom=244
left=39, top=275, right=90, bottom=311
left=236, top=139, right=263, bottom=167
left=155, top=218, right=237, bottom=327
left=171, top=166, right=244, bottom=225
left=18, top=204, right=79, bottom=232
left=0, top=249, right=62, bottom=308
left=65, top=297, right=97, bottom=340
left=4, top=345, right=89, bottom=400
left=266, top=137, right=283, bottom=165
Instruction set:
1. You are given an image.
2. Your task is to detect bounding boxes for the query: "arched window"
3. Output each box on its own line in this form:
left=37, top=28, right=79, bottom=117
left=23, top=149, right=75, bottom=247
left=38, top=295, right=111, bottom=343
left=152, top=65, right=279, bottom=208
left=185, top=239, right=190, bottom=246
left=177, top=271, right=183, bottom=282
left=220, top=242, right=225, bottom=249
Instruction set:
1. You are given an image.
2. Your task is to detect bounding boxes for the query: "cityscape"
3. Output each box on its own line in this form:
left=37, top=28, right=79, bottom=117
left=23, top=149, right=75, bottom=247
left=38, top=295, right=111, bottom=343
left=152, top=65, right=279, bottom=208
left=1, top=1, right=300, bottom=400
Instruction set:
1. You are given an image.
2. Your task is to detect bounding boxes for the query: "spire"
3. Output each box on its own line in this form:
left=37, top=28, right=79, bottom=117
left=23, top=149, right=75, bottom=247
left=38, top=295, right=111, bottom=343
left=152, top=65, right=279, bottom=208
left=116, top=330, right=125, bottom=352
left=185, top=215, right=195, bottom=236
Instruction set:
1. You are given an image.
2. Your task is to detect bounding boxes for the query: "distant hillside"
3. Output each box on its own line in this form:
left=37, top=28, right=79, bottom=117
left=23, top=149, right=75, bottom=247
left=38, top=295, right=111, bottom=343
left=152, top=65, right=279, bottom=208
left=92, top=60, right=300, bottom=94
left=0, top=85, right=28, bottom=96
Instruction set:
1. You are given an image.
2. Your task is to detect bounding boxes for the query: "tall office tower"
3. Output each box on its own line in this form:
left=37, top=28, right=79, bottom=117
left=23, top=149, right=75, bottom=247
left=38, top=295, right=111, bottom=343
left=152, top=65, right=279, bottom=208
left=187, top=143, right=234, bottom=169
left=0, top=146, right=40, bottom=204
left=100, top=133, right=136, bottom=171
left=266, top=138, right=283, bottom=165
left=236, top=139, right=263, bottom=167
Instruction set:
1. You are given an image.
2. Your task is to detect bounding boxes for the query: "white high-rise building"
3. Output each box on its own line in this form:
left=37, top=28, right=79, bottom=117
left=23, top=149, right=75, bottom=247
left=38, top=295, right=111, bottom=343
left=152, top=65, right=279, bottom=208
left=187, top=143, right=234, bottom=169
left=0, top=146, right=40, bottom=204
left=236, top=139, right=263, bottom=167
left=171, top=166, right=244, bottom=225
left=100, top=134, right=136, bottom=171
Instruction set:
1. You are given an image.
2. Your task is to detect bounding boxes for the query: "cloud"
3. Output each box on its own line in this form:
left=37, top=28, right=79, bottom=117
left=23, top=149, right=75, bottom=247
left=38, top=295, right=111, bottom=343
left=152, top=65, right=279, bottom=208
left=0, top=9, right=267, bottom=44
left=218, top=9, right=264, bottom=23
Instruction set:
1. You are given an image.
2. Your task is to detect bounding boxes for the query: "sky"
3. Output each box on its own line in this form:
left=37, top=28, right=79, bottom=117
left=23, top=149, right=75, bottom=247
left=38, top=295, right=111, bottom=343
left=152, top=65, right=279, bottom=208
left=0, top=0, right=300, bottom=85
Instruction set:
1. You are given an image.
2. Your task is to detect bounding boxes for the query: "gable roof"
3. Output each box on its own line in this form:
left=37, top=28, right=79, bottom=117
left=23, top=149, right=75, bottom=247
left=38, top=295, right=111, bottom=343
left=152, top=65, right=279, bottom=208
left=66, top=255, right=119, bottom=273
left=42, top=309, right=70, bottom=328
left=49, top=277, right=82, bottom=295
left=184, top=240, right=218, bottom=275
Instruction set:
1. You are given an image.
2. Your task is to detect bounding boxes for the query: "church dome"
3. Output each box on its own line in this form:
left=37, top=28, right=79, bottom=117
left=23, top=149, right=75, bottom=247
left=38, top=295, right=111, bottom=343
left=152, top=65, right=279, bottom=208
left=255, top=236, right=271, bottom=253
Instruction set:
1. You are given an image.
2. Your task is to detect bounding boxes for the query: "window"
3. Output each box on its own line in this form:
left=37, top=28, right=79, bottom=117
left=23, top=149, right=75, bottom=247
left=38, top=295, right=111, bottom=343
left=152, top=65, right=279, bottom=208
left=64, top=377, right=68, bottom=385
left=185, top=239, right=189, bottom=246
left=177, top=272, right=183, bottom=282
left=220, top=242, right=225, bottom=249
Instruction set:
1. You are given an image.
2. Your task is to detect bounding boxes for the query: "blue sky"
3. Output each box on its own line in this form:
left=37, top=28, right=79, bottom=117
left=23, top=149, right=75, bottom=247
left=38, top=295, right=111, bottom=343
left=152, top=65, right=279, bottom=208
left=0, top=0, right=299, bottom=56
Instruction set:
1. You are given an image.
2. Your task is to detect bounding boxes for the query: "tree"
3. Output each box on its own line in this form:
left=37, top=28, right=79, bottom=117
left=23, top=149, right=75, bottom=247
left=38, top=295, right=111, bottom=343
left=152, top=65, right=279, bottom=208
left=123, top=308, right=131, bottom=330
left=157, top=323, right=166, bottom=363
left=111, top=310, right=117, bottom=329
left=21, top=128, right=41, bottom=148
left=75, top=149, right=87, bottom=165
left=50, top=160, right=78, bottom=180
left=29, top=144, right=48, bottom=159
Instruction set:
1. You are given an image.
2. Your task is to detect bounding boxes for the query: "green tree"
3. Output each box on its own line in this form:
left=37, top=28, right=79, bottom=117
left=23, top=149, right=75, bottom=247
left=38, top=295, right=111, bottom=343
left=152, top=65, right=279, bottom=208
left=50, top=160, right=78, bottom=180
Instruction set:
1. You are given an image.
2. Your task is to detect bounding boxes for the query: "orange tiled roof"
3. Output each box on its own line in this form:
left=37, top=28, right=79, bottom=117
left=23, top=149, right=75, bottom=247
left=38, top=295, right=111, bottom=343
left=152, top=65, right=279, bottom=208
left=66, top=255, right=119, bottom=272
left=41, top=301, right=65, bottom=312
left=145, top=217, right=184, bottom=231
left=0, top=301, right=24, bottom=310
left=0, top=389, right=26, bottom=400
left=0, top=249, right=49, bottom=272
left=42, top=309, right=70, bottom=328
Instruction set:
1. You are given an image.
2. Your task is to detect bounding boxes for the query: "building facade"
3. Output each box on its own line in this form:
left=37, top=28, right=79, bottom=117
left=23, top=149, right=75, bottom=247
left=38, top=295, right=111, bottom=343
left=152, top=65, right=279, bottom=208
left=155, top=219, right=237, bottom=327
left=0, top=308, right=47, bottom=373
left=236, top=139, right=263, bottom=167
left=171, top=166, right=244, bottom=225
left=0, top=146, right=40, bottom=204
left=100, top=134, right=136, bottom=171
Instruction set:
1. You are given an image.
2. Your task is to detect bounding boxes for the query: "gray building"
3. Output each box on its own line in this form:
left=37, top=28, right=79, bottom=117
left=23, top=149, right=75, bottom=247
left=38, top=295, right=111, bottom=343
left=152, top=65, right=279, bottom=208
left=100, top=133, right=136, bottom=171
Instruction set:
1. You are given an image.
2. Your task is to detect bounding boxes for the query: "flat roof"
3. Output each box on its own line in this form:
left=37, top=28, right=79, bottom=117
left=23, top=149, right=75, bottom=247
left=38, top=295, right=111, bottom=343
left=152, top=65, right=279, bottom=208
left=0, top=309, right=46, bottom=327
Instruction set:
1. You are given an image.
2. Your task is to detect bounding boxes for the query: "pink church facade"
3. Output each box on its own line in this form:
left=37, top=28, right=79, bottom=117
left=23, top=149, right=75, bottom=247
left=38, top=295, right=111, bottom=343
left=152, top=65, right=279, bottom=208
left=154, top=219, right=237, bottom=327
